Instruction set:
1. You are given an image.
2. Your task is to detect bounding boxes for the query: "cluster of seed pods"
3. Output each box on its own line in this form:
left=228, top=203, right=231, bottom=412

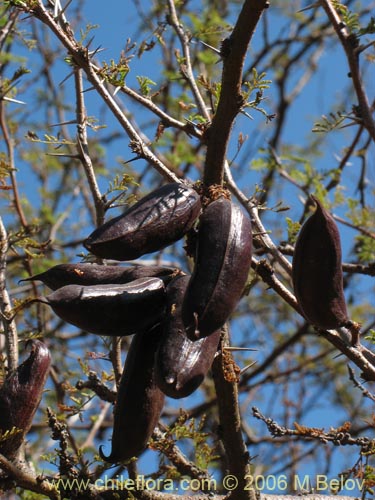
left=24, top=182, right=253, bottom=463
left=2, top=187, right=355, bottom=464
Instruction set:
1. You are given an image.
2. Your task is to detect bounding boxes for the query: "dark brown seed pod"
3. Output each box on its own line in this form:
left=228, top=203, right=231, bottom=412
left=0, top=340, right=51, bottom=459
left=182, top=197, right=252, bottom=339
left=99, top=324, right=165, bottom=462
left=36, top=277, right=166, bottom=336
left=20, top=263, right=179, bottom=291
left=292, top=195, right=349, bottom=330
left=155, top=274, right=221, bottom=399
left=84, top=182, right=202, bottom=261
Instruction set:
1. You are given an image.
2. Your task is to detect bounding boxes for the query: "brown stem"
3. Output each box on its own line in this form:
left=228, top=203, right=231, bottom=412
left=74, top=68, right=105, bottom=227
left=203, top=0, right=269, bottom=186
left=212, top=325, right=256, bottom=500
left=320, top=0, right=375, bottom=142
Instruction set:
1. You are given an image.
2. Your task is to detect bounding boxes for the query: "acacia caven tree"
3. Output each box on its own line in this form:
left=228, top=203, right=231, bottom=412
left=0, top=0, right=375, bottom=499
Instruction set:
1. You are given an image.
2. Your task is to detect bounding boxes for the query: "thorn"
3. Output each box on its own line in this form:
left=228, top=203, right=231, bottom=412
left=46, top=153, right=80, bottom=159
left=59, top=70, right=75, bottom=87
left=82, top=86, right=96, bottom=93
left=223, top=347, right=258, bottom=352
left=113, top=86, right=122, bottom=96
left=61, top=0, right=73, bottom=16
left=240, top=360, right=258, bottom=375
left=48, top=119, right=78, bottom=127
left=197, top=39, right=221, bottom=56
left=240, top=110, right=254, bottom=120
left=122, top=155, right=141, bottom=165
left=2, top=96, right=26, bottom=105
left=85, top=35, right=95, bottom=51
left=297, top=2, right=320, bottom=13
left=89, top=45, right=106, bottom=59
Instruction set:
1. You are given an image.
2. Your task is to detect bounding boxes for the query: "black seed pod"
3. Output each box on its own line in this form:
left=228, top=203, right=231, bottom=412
left=292, top=195, right=349, bottom=330
left=21, top=263, right=179, bottom=290
left=155, top=275, right=220, bottom=399
left=182, top=197, right=252, bottom=339
left=37, top=277, right=166, bottom=336
left=0, top=340, right=51, bottom=459
left=84, top=183, right=201, bottom=261
left=99, top=325, right=165, bottom=462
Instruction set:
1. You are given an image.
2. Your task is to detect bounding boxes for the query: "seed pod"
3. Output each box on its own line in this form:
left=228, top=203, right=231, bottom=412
left=155, top=274, right=220, bottom=399
left=20, top=263, right=179, bottom=291
left=182, top=197, right=252, bottom=339
left=292, top=195, right=349, bottom=330
left=84, top=183, right=201, bottom=261
left=36, top=277, right=166, bottom=336
left=0, top=340, right=51, bottom=459
left=100, top=325, right=165, bottom=462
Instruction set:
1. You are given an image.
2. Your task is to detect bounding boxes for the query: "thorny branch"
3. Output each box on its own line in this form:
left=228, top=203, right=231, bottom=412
left=253, top=406, right=375, bottom=452
left=320, top=0, right=375, bottom=142
left=26, top=0, right=180, bottom=184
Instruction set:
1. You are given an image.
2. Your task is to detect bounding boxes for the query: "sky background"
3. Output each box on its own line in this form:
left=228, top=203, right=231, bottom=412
left=2, top=0, right=375, bottom=496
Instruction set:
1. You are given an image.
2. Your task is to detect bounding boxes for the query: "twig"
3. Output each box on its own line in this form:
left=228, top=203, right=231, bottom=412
left=252, top=406, right=375, bottom=451
left=152, top=427, right=211, bottom=482
left=166, top=0, right=210, bottom=122
left=74, top=67, right=105, bottom=227
left=0, top=453, right=60, bottom=499
left=347, top=365, right=375, bottom=403
left=319, top=0, right=375, bottom=142
left=0, top=216, right=18, bottom=371
left=27, top=0, right=179, bottom=184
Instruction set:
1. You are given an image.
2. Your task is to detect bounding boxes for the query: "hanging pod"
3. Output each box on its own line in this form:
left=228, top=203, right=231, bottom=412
left=0, top=340, right=51, bottom=459
left=99, top=324, right=165, bottom=463
left=182, top=197, right=252, bottom=339
left=36, top=277, right=166, bottom=336
left=20, top=263, right=179, bottom=291
left=84, top=182, right=202, bottom=261
left=155, top=274, right=221, bottom=399
left=292, top=195, right=350, bottom=330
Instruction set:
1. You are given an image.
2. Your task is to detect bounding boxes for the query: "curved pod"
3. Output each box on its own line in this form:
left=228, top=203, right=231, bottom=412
left=0, top=340, right=51, bottom=459
left=21, top=263, right=178, bottom=290
left=37, top=277, right=166, bottom=336
left=182, top=197, right=252, bottom=339
left=292, top=195, right=349, bottom=330
left=155, top=275, right=221, bottom=399
left=100, top=325, right=165, bottom=462
left=84, top=183, right=201, bottom=261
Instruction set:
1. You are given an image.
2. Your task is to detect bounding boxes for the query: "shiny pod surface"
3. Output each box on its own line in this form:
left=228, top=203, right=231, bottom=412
left=292, top=195, right=349, bottom=330
left=155, top=274, right=221, bottom=399
left=182, top=197, right=252, bottom=339
left=0, top=340, right=51, bottom=459
left=22, top=263, right=178, bottom=290
left=84, top=182, right=201, bottom=261
left=39, top=277, right=166, bottom=336
left=100, top=325, right=165, bottom=462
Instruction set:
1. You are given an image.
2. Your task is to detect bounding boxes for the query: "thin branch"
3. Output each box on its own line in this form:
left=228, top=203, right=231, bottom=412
left=74, top=67, right=105, bottom=227
left=28, top=0, right=179, bottom=183
left=0, top=453, right=60, bottom=500
left=0, top=216, right=18, bottom=371
left=320, top=0, right=375, bottom=142
left=166, top=0, right=210, bottom=121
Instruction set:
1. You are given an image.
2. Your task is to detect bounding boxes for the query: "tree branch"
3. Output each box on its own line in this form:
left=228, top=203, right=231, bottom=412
left=212, top=325, right=256, bottom=500
left=320, top=0, right=375, bottom=142
left=204, top=0, right=269, bottom=186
